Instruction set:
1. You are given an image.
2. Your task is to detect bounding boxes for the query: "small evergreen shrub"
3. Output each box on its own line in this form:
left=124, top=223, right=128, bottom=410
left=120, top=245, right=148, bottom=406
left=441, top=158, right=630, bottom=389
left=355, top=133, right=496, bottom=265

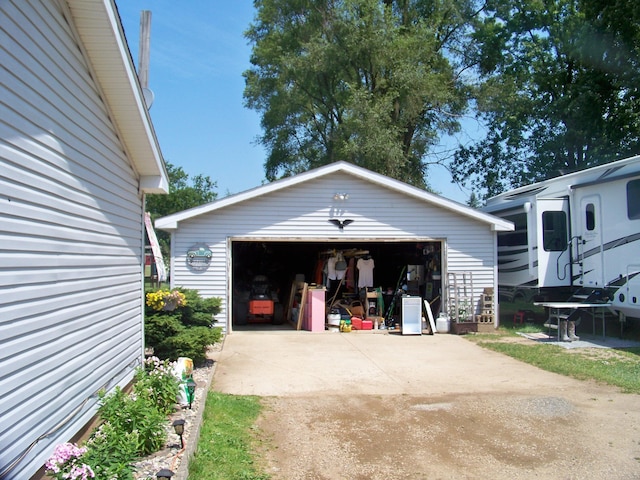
left=154, top=327, right=222, bottom=364
left=144, top=313, right=183, bottom=346
left=145, top=287, right=222, bottom=364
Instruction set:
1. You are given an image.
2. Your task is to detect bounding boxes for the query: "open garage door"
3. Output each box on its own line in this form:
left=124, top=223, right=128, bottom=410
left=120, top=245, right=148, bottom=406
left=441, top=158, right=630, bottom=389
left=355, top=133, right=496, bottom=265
left=230, top=240, right=444, bottom=330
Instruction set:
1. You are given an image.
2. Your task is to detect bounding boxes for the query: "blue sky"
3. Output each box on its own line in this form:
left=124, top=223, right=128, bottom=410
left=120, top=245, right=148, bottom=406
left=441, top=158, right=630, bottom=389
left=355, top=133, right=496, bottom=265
left=115, top=1, right=474, bottom=203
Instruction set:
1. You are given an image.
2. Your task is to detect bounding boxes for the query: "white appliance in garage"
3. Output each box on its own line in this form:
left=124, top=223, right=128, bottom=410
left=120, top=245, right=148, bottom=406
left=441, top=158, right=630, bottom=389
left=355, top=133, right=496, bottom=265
left=401, top=296, right=423, bottom=335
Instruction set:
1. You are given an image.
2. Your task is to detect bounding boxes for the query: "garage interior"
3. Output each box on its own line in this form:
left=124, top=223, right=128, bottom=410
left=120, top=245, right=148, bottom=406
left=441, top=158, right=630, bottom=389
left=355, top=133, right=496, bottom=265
left=231, top=240, right=443, bottom=331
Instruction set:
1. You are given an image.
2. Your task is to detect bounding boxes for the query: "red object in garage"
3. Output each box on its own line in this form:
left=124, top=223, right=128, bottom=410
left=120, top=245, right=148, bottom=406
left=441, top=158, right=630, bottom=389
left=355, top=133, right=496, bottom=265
left=249, top=300, right=274, bottom=315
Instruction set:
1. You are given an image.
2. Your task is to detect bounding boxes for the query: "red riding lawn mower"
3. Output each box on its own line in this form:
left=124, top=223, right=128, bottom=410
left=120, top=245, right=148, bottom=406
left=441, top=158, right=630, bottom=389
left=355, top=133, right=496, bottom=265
left=247, top=275, right=283, bottom=324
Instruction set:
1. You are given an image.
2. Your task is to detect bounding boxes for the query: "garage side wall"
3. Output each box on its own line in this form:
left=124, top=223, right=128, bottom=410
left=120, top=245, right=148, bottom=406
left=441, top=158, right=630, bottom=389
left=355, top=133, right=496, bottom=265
left=168, top=174, right=496, bottom=329
left=1, top=2, right=145, bottom=478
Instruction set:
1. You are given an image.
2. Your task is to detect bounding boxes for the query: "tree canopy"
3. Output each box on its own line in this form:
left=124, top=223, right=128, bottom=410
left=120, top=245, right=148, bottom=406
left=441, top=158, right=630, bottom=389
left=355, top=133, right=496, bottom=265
left=145, top=163, right=217, bottom=258
left=451, top=0, right=640, bottom=198
left=244, top=0, right=478, bottom=189
left=145, top=163, right=217, bottom=219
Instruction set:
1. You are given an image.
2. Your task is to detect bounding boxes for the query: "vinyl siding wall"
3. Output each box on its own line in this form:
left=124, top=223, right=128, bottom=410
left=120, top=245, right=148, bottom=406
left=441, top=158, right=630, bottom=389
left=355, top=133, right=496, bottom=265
left=169, top=173, right=496, bottom=329
left=1, top=1, right=145, bottom=478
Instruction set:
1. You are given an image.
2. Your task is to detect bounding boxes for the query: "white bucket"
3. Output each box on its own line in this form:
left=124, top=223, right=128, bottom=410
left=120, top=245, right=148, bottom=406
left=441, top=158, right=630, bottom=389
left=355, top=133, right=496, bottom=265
left=327, top=313, right=341, bottom=326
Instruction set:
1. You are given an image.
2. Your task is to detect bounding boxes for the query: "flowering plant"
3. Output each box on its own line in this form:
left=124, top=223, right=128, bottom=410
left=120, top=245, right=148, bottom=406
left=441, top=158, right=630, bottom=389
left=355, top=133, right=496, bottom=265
left=45, top=443, right=94, bottom=480
left=134, top=356, right=180, bottom=415
left=145, top=289, right=186, bottom=311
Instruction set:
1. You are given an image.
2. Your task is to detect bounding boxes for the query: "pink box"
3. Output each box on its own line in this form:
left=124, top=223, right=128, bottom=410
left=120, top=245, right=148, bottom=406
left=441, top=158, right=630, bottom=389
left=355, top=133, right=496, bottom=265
left=351, top=317, right=362, bottom=330
left=305, top=288, right=326, bottom=332
left=361, top=320, right=373, bottom=330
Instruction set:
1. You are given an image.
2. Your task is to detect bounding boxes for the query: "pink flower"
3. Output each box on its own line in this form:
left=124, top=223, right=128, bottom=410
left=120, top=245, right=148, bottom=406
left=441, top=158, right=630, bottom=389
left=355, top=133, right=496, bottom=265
left=45, top=443, right=92, bottom=479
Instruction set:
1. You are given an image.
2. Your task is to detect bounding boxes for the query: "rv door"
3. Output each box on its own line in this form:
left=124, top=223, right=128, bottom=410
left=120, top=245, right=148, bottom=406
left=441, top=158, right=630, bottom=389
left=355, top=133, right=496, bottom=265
left=578, top=195, right=605, bottom=288
left=536, top=198, right=571, bottom=287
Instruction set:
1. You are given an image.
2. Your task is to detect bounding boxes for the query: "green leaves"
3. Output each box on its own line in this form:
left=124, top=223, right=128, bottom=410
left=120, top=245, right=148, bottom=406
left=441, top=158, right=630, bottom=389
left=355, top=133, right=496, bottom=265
left=145, top=287, right=222, bottom=364
left=145, top=163, right=217, bottom=259
left=244, top=0, right=475, bottom=188
left=453, top=0, right=640, bottom=198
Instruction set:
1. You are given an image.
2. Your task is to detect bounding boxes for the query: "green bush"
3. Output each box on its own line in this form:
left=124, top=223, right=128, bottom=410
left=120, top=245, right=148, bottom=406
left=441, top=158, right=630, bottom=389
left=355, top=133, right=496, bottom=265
left=97, top=387, right=166, bottom=456
left=178, top=288, right=222, bottom=314
left=155, top=326, right=222, bottom=364
left=145, top=287, right=222, bottom=364
left=82, top=422, right=138, bottom=479
left=48, top=359, right=184, bottom=480
left=184, top=311, right=216, bottom=327
left=144, top=313, right=183, bottom=347
left=134, top=357, right=180, bottom=415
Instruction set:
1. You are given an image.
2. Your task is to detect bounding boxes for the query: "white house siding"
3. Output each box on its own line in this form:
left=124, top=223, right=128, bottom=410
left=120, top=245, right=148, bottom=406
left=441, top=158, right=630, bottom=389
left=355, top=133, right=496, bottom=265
left=168, top=173, right=496, bottom=330
left=0, top=2, right=146, bottom=478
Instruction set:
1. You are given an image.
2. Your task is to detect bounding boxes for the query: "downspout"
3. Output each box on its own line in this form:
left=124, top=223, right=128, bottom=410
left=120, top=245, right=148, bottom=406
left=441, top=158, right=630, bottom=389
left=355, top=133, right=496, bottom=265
left=140, top=193, right=148, bottom=362
left=493, top=228, right=500, bottom=328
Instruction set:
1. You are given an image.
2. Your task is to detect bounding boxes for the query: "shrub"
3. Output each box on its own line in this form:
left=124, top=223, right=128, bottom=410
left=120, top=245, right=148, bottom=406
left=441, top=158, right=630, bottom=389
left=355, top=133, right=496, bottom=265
left=144, top=313, right=183, bottom=347
left=82, top=422, right=138, bottom=479
left=46, top=358, right=184, bottom=479
left=134, top=356, right=180, bottom=416
left=184, top=311, right=216, bottom=327
left=155, top=326, right=222, bottom=364
left=97, top=387, right=166, bottom=456
left=145, top=287, right=222, bottom=363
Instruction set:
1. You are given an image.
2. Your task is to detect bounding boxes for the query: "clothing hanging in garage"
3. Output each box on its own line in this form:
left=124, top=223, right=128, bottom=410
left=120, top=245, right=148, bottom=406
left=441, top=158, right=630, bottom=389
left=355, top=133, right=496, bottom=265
left=356, top=256, right=375, bottom=288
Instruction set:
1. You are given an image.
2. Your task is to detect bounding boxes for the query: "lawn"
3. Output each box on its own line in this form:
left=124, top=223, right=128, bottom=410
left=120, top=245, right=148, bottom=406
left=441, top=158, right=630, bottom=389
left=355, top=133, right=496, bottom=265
left=469, top=298, right=640, bottom=394
left=187, top=393, right=268, bottom=480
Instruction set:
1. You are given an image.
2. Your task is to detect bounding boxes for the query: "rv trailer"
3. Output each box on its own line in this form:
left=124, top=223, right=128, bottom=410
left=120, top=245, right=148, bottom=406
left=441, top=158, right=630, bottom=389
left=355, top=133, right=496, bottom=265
left=482, top=154, right=640, bottom=320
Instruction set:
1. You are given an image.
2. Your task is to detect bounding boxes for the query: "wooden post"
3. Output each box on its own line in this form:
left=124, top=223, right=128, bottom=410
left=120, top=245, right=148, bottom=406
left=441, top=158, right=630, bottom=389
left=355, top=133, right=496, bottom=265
left=296, top=283, right=308, bottom=331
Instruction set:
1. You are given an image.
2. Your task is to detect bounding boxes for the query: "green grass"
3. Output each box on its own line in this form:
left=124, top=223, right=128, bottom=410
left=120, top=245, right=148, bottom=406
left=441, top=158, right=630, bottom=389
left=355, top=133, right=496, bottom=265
left=470, top=337, right=640, bottom=393
left=187, top=392, right=269, bottom=480
left=475, top=298, right=640, bottom=394
left=469, top=295, right=640, bottom=394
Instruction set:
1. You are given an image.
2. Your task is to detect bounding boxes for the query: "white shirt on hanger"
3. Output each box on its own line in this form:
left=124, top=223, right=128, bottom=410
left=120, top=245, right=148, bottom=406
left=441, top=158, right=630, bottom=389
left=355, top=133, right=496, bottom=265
left=356, top=257, right=375, bottom=288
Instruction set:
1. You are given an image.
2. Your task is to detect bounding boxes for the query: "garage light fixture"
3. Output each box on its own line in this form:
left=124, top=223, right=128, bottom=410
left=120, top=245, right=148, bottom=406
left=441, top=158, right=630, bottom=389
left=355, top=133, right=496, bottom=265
left=156, top=468, right=174, bottom=480
left=172, top=418, right=185, bottom=448
left=333, top=193, right=349, bottom=200
left=186, top=378, right=196, bottom=409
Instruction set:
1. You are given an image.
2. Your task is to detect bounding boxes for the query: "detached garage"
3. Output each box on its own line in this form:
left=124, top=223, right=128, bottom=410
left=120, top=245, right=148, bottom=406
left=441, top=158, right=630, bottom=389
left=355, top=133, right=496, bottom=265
left=156, top=162, right=513, bottom=333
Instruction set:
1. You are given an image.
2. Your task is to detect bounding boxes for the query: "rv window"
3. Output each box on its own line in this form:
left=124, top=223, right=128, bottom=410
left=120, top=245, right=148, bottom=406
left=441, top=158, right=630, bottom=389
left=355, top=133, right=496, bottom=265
left=498, top=213, right=527, bottom=247
left=542, top=211, right=567, bottom=251
left=628, top=180, right=640, bottom=220
left=585, top=203, right=595, bottom=231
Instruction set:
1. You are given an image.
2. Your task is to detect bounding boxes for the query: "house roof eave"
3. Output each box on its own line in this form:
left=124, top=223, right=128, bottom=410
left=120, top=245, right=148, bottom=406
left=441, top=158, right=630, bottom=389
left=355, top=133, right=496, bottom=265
left=155, top=161, right=514, bottom=232
left=66, top=0, right=168, bottom=194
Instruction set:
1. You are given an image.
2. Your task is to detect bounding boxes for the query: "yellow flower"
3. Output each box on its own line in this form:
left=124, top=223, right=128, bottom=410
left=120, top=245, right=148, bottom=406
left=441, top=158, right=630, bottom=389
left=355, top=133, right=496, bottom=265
left=146, top=290, right=187, bottom=311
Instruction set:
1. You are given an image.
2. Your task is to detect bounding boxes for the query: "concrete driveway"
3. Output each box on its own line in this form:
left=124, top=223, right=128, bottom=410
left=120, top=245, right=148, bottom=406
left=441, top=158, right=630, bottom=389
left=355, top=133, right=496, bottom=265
left=209, top=330, right=640, bottom=479
left=210, top=330, right=581, bottom=396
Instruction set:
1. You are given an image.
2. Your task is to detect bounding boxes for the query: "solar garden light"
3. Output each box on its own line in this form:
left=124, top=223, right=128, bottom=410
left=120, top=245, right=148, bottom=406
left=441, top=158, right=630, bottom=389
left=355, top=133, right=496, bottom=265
left=172, top=418, right=185, bottom=449
left=156, top=468, right=174, bottom=480
left=186, top=378, right=196, bottom=409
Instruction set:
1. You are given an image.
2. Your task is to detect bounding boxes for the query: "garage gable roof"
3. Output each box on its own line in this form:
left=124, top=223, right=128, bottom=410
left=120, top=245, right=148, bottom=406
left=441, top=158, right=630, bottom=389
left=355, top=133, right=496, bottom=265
left=66, top=0, right=168, bottom=193
left=156, top=161, right=514, bottom=231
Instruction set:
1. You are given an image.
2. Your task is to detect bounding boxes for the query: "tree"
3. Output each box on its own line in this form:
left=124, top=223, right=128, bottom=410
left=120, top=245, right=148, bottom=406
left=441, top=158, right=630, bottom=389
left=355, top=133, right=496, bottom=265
left=466, top=191, right=481, bottom=208
left=244, top=0, right=479, bottom=188
left=451, top=0, right=640, bottom=198
left=145, top=163, right=217, bottom=258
